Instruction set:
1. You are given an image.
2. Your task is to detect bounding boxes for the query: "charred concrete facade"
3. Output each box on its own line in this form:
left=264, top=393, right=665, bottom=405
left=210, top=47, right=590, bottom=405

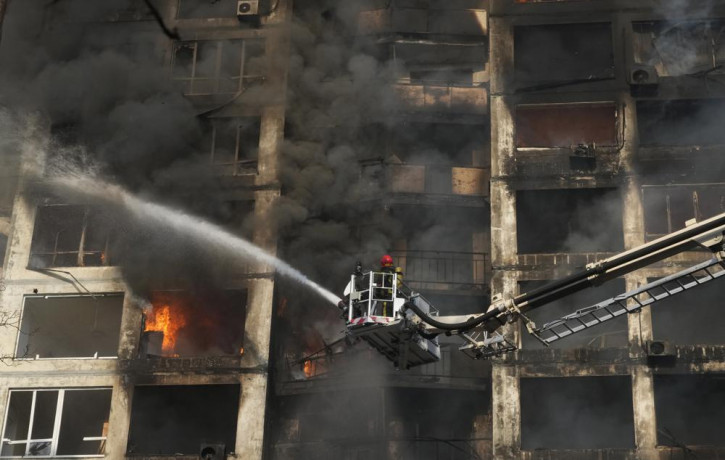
left=0, top=0, right=288, bottom=458
left=489, top=1, right=725, bottom=459
left=0, top=1, right=723, bottom=460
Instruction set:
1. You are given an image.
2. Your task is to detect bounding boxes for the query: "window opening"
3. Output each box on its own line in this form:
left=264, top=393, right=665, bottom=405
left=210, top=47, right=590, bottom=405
left=1, top=388, right=112, bottom=457
left=29, top=205, right=112, bottom=269
left=16, top=295, right=123, bottom=359
left=172, top=39, right=264, bottom=95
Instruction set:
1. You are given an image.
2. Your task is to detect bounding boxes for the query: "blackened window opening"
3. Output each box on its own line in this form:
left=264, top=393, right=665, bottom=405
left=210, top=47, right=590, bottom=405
left=172, top=39, right=265, bottom=95
left=178, top=0, right=239, bottom=18
left=29, top=204, right=113, bottom=268
left=514, top=23, right=614, bottom=84
left=642, top=184, right=725, bottom=240
left=520, top=376, right=635, bottom=449
left=391, top=122, right=487, bottom=167
left=649, top=276, right=725, bottom=345
left=519, top=279, right=628, bottom=349
left=516, top=188, right=624, bottom=254
left=127, top=384, right=239, bottom=455
left=637, top=99, right=725, bottom=146
left=654, top=375, right=725, bottom=447
left=200, top=117, right=261, bottom=175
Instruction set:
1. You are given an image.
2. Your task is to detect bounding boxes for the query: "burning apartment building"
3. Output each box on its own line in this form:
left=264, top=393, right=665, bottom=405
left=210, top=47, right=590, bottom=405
left=0, top=0, right=723, bottom=459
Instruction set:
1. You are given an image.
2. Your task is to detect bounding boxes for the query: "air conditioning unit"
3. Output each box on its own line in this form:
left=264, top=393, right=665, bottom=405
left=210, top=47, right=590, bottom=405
left=200, top=442, right=226, bottom=460
left=237, top=0, right=259, bottom=17
left=629, top=64, right=659, bottom=87
left=646, top=340, right=674, bottom=357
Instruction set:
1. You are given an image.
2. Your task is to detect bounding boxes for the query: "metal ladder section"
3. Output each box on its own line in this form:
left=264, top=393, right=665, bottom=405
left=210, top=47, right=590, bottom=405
left=531, top=255, right=725, bottom=345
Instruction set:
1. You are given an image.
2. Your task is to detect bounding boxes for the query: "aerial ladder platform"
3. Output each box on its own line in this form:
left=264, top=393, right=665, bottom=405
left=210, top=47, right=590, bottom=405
left=336, top=211, right=725, bottom=369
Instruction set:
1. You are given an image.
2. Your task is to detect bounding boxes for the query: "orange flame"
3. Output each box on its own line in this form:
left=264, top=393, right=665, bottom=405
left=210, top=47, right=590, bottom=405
left=303, top=360, right=315, bottom=378
left=145, top=304, right=187, bottom=355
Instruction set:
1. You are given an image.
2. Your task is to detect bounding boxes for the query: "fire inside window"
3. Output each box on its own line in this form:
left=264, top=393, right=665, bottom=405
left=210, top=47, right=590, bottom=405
left=140, top=290, right=246, bottom=357
left=642, top=184, right=725, bottom=240
left=0, top=388, right=112, bottom=457
left=29, top=204, right=112, bottom=268
left=172, top=39, right=265, bottom=95
left=201, top=117, right=261, bottom=175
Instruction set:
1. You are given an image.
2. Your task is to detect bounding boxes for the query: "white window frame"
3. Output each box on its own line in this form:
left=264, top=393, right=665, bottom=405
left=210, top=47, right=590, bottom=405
left=13, top=294, right=124, bottom=361
left=0, top=388, right=111, bottom=458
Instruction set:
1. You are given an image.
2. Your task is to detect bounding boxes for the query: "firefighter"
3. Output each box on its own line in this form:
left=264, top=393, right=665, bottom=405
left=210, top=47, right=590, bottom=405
left=374, top=254, right=404, bottom=317
left=380, top=254, right=404, bottom=289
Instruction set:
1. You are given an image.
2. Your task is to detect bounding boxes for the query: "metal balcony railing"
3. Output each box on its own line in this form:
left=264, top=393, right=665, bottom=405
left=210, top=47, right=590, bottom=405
left=391, top=250, right=489, bottom=290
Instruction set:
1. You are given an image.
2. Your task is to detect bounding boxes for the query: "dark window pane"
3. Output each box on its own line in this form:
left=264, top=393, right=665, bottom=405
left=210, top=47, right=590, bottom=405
left=220, top=41, right=243, bottom=78
left=31, top=391, right=58, bottom=439
left=173, top=43, right=195, bottom=78
left=127, top=385, right=240, bottom=455
left=1, top=391, right=32, bottom=455
left=521, top=377, right=635, bottom=449
left=638, top=99, right=725, bottom=146
left=212, top=120, right=238, bottom=165
left=57, top=390, right=112, bottom=456
left=17, top=295, right=124, bottom=358
left=655, top=375, right=725, bottom=446
left=516, top=188, right=624, bottom=253
left=515, top=23, right=614, bottom=83
left=178, top=0, right=238, bottom=18
left=196, top=41, right=218, bottom=78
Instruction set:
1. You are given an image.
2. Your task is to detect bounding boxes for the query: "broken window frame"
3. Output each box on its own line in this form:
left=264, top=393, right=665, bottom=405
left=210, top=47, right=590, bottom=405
left=202, top=118, right=260, bottom=175
left=642, top=183, right=725, bottom=241
left=0, top=388, right=111, bottom=458
left=171, top=39, right=264, bottom=95
left=29, top=204, right=112, bottom=269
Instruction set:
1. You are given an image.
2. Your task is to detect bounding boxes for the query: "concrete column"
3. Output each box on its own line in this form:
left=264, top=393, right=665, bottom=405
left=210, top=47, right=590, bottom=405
left=235, top=373, right=269, bottom=458
left=489, top=16, right=521, bottom=460
left=631, top=365, right=658, bottom=459
left=620, top=87, right=658, bottom=460
left=491, top=364, right=520, bottom=459
left=105, top=379, right=133, bottom=458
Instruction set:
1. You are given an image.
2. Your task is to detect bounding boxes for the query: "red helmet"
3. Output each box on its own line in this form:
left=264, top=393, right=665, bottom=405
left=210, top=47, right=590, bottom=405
left=380, top=254, right=393, bottom=267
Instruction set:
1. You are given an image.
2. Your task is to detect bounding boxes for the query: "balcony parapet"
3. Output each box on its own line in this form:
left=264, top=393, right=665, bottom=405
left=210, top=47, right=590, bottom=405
left=358, top=7, right=487, bottom=37
left=394, top=83, right=488, bottom=115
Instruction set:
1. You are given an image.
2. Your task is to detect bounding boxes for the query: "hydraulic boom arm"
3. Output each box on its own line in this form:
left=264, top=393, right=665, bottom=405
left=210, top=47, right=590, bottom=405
left=340, top=212, right=725, bottom=368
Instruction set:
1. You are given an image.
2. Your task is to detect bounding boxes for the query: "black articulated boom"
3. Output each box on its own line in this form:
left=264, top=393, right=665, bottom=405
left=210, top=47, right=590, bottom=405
left=337, top=212, right=725, bottom=369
